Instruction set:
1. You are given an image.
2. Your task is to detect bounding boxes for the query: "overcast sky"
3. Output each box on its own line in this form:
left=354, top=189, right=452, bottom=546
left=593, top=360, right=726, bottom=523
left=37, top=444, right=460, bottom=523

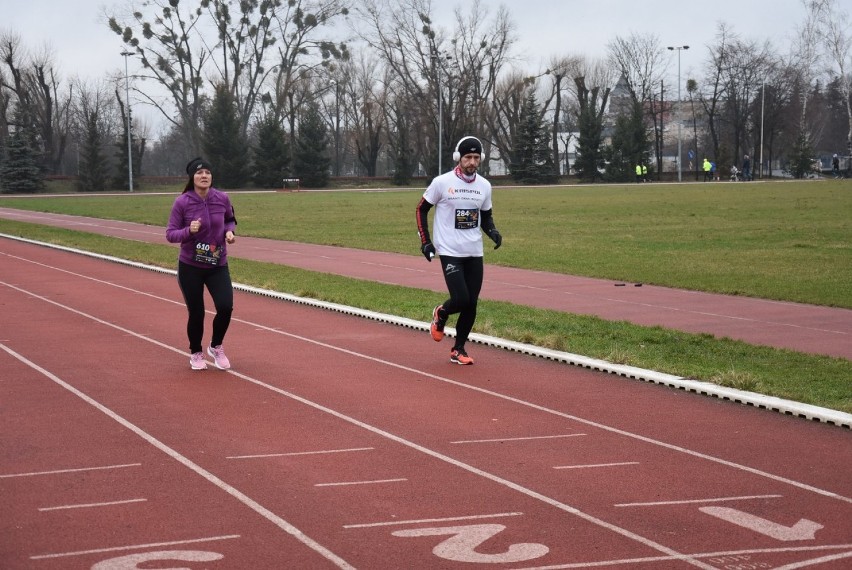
left=5, top=0, right=807, bottom=133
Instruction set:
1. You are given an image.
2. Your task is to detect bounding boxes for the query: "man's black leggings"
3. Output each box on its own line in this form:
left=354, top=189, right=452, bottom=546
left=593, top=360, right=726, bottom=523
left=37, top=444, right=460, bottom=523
left=438, top=255, right=484, bottom=349
left=177, top=261, right=233, bottom=353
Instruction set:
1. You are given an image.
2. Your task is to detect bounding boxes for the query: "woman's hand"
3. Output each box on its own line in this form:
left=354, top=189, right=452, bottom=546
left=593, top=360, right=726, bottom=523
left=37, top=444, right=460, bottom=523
left=189, top=218, right=201, bottom=234
left=225, top=231, right=235, bottom=244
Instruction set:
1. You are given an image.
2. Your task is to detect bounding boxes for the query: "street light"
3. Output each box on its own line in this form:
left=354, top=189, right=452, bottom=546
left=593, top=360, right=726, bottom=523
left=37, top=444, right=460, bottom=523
left=667, top=45, right=689, bottom=182
left=432, top=50, right=452, bottom=174
left=760, top=79, right=766, bottom=179
left=120, top=50, right=134, bottom=192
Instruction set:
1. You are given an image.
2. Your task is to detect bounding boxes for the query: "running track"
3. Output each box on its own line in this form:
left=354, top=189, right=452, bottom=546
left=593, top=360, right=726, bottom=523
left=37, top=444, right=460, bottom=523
left=2, top=238, right=851, bottom=569
left=1, top=206, right=850, bottom=361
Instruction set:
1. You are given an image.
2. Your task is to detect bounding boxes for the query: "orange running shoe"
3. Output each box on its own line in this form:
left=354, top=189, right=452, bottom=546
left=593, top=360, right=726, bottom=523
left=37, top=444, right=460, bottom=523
left=430, top=305, right=447, bottom=342
left=449, top=347, right=474, bottom=365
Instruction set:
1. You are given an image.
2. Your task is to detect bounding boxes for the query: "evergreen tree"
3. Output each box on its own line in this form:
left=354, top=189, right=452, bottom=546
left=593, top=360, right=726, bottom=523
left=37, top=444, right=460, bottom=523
left=0, top=105, right=44, bottom=194
left=77, top=112, right=108, bottom=192
left=573, top=77, right=610, bottom=182
left=787, top=131, right=815, bottom=179
left=604, top=101, right=649, bottom=182
left=252, top=116, right=290, bottom=189
left=509, top=94, right=557, bottom=184
left=202, top=84, right=250, bottom=189
left=293, top=103, right=331, bottom=188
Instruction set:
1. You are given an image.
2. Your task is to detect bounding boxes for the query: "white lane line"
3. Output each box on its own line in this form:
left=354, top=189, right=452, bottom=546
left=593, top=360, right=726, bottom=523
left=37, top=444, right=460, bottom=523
left=39, top=498, right=147, bottom=511
left=615, top=495, right=783, bottom=507
left=0, top=282, right=713, bottom=569
left=3, top=259, right=848, bottom=505
left=0, top=463, right=141, bottom=478
left=553, top=462, right=639, bottom=470
left=3, top=263, right=849, bottom=566
left=30, top=534, right=240, bottom=560
left=1, top=343, right=354, bottom=570
left=315, top=478, right=408, bottom=487
left=509, top=545, right=852, bottom=570
left=227, top=447, right=374, bottom=460
left=344, top=512, right=525, bottom=529
left=451, top=434, right=586, bottom=444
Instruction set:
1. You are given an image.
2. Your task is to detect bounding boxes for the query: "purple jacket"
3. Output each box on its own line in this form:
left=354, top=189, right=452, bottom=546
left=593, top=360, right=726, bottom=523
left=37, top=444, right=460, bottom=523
left=166, top=188, right=236, bottom=268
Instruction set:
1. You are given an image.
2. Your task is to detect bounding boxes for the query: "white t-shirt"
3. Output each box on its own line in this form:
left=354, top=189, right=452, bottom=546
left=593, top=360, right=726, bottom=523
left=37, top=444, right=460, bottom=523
left=422, top=168, right=493, bottom=257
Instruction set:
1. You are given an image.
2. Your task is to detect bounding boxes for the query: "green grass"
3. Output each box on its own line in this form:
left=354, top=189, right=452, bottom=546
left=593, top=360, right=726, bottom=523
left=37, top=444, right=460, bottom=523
left=2, top=180, right=851, bottom=413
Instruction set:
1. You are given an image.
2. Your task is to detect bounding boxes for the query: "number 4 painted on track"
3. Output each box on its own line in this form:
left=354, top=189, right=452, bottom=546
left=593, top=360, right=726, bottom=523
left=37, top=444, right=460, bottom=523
left=392, top=523, right=549, bottom=564
left=700, top=507, right=823, bottom=541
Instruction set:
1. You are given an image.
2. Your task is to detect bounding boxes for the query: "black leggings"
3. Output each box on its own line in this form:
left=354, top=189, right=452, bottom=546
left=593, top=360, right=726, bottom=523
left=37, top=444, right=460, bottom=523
left=438, top=256, right=484, bottom=350
left=177, top=261, right=233, bottom=353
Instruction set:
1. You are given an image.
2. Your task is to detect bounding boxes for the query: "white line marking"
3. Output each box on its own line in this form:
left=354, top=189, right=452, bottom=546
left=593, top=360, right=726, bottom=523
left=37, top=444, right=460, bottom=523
left=39, top=498, right=147, bottom=511
left=615, top=495, right=783, bottom=507
left=553, top=462, right=639, bottom=470
left=227, top=447, right=374, bottom=460
left=0, top=463, right=141, bottom=478
left=3, top=262, right=849, bottom=566
left=30, top=534, right=241, bottom=560
left=344, top=512, right=525, bottom=529
left=452, top=434, right=586, bottom=444
left=315, top=478, right=408, bottom=487
left=0, top=284, right=713, bottom=569
left=510, top=545, right=852, bottom=569
left=1, top=344, right=354, bottom=570
left=2, top=259, right=849, bottom=504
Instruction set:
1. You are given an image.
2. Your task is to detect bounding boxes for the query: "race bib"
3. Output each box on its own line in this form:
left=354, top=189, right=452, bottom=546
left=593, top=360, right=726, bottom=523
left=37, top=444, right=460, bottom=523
left=454, top=208, right=479, bottom=230
left=194, top=241, right=222, bottom=265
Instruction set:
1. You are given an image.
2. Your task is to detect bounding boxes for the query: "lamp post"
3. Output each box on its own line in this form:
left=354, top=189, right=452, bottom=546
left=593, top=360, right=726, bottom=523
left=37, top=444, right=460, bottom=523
left=120, top=50, right=134, bottom=192
left=759, top=79, right=765, bottom=179
left=667, top=45, right=689, bottom=182
left=432, top=50, right=452, bottom=174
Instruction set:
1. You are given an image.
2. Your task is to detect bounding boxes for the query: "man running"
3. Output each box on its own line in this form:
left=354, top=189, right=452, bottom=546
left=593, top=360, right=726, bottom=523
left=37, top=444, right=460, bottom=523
left=416, top=136, right=502, bottom=365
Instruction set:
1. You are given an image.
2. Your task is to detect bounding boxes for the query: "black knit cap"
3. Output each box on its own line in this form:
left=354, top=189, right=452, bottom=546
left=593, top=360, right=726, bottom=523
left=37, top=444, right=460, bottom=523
left=456, top=136, right=483, bottom=157
left=186, top=157, right=213, bottom=175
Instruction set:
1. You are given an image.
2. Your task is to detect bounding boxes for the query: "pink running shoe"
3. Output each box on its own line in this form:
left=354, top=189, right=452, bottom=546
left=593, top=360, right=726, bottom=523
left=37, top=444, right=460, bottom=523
left=190, top=352, right=207, bottom=370
left=207, top=345, right=231, bottom=370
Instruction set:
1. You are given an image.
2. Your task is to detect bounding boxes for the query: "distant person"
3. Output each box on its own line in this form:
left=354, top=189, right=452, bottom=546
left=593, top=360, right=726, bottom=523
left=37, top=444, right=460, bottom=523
left=166, top=157, right=237, bottom=370
left=703, top=157, right=712, bottom=181
left=730, top=165, right=740, bottom=181
left=742, top=154, right=752, bottom=181
left=416, top=135, right=502, bottom=365
left=642, top=163, right=648, bottom=182
left=833, top=153, right=841, bottom=178
left=701, top=157, right=713, bottom=182
left=635, top=164, right=643, bottom=183
left=710, top=161, right=717, bottom=180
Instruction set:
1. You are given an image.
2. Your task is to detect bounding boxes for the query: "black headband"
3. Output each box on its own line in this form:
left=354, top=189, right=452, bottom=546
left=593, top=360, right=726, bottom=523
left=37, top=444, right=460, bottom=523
left=186, top=157, right=213, bottom=175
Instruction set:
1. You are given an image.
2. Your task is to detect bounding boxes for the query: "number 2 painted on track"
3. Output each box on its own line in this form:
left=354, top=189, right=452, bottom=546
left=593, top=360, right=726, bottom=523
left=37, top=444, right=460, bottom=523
left=392, top=523, right=549, bottom=564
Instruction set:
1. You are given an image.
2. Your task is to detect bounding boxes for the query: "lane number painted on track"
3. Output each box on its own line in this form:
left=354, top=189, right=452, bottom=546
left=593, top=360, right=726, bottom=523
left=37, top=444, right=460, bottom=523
left=391, top=523, right=549, bottom=564
left=91, top=550, right=223, bottom=569
left=700, top=507, right=823, bottom=541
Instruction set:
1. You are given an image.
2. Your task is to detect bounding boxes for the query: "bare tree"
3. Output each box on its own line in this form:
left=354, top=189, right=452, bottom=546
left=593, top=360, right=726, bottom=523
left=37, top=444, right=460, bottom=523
left=607, top=33, right=667, bottom=174
left=0, top=33, right=72, bottom=174
left=356, top=0, right=513, bottom=176
left=815, top=0, right=852, bottom=159
left=109, top=0, right=350, bottom=157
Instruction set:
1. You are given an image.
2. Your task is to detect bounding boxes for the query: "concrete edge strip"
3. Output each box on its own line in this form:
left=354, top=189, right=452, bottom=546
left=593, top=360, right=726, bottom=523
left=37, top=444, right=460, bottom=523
left=4, top=232, right=849, bottom=430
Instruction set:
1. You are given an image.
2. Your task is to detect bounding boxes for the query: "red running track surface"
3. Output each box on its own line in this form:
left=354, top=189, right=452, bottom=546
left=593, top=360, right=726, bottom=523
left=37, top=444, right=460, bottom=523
left=1, top=207, right=850, bottom=361
left=1, top=239, right=851, bottom=569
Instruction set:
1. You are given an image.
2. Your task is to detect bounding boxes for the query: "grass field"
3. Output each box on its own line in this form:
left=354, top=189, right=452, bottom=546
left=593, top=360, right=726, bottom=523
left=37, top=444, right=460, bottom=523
left=1, top=178, right=850, bottom=414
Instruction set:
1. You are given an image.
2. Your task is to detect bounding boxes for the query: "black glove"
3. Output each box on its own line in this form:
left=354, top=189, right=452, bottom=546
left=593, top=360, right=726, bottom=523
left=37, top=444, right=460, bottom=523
left=421, top=242, right=436, bottom=261
left=487, top=229, right=502, bottom=249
